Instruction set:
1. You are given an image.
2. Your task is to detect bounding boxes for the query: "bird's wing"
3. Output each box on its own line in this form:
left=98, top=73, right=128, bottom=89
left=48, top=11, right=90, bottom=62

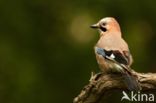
left=95, top=47, right=129, bottom=65
left=95, top=47, right=132, bottom=73
left=110, top=50, right=129, bottom=65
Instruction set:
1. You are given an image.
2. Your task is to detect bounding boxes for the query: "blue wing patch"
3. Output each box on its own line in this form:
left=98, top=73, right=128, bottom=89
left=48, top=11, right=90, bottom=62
left=95, top=47, right=128, bottom=65
left=95, top=47, right=106, bottom=57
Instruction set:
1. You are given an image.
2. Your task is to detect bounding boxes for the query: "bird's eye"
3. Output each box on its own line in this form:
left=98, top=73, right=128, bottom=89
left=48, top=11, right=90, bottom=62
left=102, top=22, right=106, bottom=26
left=100, top=22, right=107, bottom=32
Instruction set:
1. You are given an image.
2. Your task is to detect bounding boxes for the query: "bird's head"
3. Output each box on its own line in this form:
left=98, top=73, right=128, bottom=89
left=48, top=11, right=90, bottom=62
left=90, top=17, right=121, bottom=35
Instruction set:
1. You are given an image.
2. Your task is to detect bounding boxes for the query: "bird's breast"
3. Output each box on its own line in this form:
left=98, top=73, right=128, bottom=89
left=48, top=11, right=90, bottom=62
left=96, top=35, right=128, bottom=52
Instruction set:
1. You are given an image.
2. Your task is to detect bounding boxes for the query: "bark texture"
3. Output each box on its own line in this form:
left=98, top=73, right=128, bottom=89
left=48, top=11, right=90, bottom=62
left=73, top=71, right=156, bottom=103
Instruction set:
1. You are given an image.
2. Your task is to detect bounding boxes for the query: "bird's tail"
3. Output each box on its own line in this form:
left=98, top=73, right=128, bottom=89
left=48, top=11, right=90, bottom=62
left=122, top=72, right=141, bottom=91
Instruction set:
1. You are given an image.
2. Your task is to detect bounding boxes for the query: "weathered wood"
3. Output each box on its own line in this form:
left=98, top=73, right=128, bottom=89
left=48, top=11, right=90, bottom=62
left=73, top=71, right=156, bottom=103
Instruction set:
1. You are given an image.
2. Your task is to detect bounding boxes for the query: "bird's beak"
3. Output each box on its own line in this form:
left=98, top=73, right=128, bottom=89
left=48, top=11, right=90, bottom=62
left=90, top=23, right=99, bottom=29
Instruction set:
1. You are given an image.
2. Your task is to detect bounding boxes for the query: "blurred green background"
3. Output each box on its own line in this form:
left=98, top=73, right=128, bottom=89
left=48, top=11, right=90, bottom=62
left=0, top=0, right=156, bottom=103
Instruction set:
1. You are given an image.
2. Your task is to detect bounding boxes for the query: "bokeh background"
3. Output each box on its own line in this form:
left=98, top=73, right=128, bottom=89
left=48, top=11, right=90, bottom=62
left=1, top=0, right=156, bottom=103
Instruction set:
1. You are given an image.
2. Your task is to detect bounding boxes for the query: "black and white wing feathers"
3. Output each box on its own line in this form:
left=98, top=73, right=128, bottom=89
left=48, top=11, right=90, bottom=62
left=95, top=47, right=129, bottom=65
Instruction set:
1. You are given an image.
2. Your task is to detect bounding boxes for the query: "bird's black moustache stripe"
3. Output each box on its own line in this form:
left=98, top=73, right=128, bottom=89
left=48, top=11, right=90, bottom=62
left=100, top=26, right=107, bottom=32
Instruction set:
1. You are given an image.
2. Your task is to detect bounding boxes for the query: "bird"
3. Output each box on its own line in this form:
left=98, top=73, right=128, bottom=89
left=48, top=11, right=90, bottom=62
left=90, top=17, right=140, bottom=91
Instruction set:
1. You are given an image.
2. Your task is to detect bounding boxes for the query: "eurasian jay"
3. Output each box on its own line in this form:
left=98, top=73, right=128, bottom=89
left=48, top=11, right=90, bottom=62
left=90, top=17, right=140, bottom=91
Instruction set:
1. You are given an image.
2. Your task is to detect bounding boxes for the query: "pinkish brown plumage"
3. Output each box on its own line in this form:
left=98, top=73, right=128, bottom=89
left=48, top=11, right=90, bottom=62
left=91, top=17, right=140, bottom=91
